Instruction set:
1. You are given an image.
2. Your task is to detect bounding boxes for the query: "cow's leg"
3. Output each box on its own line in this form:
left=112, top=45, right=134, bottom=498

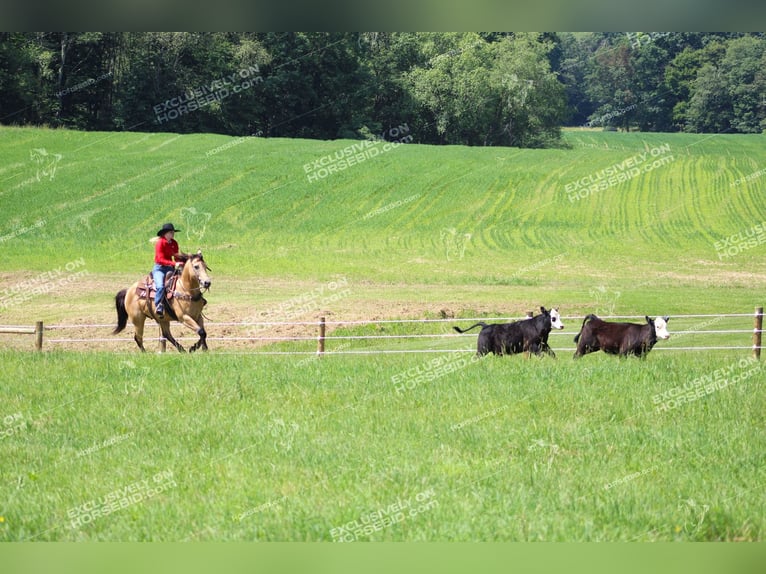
left=491, top=329, right=509, bottom=356
left=532, top=341, right=549, bottom=358
left=638, top=342, right=652, bottom=359
left=573, top=341, right=591, bottom=358
left=540, top=341, right=556, bottom=358
left=522, top=339, right=533, bottom=359
left=477, top=330, right=492, bottom=356
left=538, top=333, right=555, bottom=358
left=573, top=335, right=584, bottom=358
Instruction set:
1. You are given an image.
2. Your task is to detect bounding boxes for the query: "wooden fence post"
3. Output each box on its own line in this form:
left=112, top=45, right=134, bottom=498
left=317, top=317, right=326, bottom=357
left=754, top=306, right=763, bottom=360
left=35, top=321, right=43, bottom=351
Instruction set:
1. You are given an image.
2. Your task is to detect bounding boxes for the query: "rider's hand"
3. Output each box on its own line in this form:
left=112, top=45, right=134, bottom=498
left=174, top=262, right=183, bottom=269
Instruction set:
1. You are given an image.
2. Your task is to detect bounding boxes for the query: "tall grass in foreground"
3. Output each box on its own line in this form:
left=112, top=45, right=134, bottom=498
left=0, top=350, right=762, bottom=541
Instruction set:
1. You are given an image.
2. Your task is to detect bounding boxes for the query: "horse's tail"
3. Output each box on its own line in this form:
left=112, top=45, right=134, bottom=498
left=453, top=322, right=488, bottom=334
left=113, top=289, right=129, bottom=334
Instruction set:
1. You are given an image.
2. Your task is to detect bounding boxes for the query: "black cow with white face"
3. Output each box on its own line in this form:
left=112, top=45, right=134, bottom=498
left=573, top=314, right=670, bottom=358
left=454, top=307, right=564, bottom=357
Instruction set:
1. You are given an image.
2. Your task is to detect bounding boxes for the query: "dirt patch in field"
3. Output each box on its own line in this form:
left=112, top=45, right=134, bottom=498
left=1, top=272, right=520, bottom=353
left=3, top=267, right=761, bottom=353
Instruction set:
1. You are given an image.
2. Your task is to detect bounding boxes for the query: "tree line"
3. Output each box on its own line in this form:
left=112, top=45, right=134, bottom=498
left=1, top=32, right=764, bottom=147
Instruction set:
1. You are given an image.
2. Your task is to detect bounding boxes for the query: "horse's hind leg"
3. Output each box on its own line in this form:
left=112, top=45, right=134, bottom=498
left=133, top=309, right=147, bottom=352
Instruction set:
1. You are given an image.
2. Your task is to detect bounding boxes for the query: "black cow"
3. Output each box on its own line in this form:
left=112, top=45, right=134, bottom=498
left=453, top=307, right=564, bottom=357
left=573, top=314, right=670, bottom=358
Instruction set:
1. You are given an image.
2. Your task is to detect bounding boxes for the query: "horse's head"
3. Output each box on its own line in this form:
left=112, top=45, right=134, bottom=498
left=184, top=249, right=212, bottom=290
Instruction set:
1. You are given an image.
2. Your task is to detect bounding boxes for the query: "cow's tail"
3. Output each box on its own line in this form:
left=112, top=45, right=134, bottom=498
left=453, top=322, right=487, bottom=334
left=573, top=314, right=598, bottom=343
left=113, top=289, right=129, bottom=334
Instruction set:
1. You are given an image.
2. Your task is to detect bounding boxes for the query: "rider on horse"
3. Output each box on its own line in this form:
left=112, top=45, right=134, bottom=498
left=153, top=223, right=185, bottom=318
left=113, top=234, right=211, bottom=353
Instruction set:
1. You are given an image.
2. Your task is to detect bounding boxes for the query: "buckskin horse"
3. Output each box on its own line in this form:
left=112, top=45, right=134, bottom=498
left=113, top=250, right=211, bottom=352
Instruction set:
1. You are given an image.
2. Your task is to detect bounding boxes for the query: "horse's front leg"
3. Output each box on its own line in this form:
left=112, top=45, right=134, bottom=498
left=195, top=315, right=208, bottom=351
left=180, top=314, right=207, bottom=353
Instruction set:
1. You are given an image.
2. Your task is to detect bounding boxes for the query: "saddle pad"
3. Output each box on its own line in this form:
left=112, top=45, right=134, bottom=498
left=138, top=273, right=179, bottom=300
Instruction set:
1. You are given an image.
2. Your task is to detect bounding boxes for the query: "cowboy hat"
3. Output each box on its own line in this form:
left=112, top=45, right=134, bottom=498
left=157, top=223, right=181, bottom=236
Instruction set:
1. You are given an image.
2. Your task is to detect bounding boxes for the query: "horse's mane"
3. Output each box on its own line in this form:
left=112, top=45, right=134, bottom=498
left=177, top=251, right=210, bottom=270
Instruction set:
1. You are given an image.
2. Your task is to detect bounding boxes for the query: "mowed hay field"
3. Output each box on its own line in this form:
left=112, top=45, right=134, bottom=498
left=0, top=127, right=765, bottom=541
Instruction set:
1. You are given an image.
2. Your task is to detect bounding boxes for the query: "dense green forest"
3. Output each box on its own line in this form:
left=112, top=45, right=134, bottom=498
left=1, top=32, right=764, bottom=146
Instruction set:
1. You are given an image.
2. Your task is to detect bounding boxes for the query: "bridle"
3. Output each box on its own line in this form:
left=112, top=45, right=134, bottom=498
left=174, top=255, right=211, bottom=302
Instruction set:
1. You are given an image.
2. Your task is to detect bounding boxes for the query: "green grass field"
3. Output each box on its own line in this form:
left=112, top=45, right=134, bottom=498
left=1, top=127, right=764, bottom=317
left=1, top=126, right=765, bottom=541
left=1, top=350, right=763, bottom=541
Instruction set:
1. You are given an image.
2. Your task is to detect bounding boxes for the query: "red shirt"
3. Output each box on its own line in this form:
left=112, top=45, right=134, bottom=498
left=155, top=236, right=179, bottom=267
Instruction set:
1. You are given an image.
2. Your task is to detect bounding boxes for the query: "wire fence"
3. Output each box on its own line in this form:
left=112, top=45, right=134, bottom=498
left=2, top=310, right=759, bottom=356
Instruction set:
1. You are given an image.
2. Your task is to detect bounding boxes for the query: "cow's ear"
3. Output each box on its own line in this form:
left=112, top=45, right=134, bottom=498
left=663, top=316, right=670, bottom=323
left=540, top=306, right=547, bottom=314
left=645, top=316, right=652, bottom=324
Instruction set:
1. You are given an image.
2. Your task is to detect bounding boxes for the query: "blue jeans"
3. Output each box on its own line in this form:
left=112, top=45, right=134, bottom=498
left=152, top=264, right=173, bottom=307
